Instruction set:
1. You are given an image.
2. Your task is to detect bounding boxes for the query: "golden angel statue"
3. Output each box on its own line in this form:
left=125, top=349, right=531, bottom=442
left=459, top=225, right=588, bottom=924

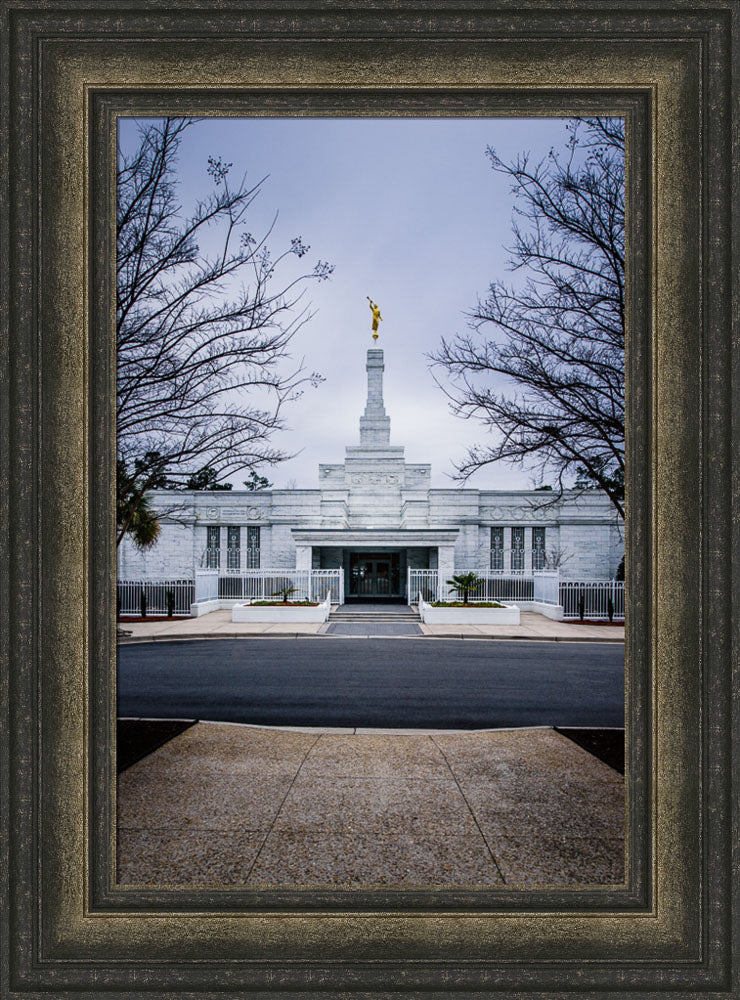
left=366, top=297, right=383, bottom=340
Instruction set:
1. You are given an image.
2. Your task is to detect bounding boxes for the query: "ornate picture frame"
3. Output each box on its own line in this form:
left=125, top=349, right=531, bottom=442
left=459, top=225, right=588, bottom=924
left=1, top=2, right=737, bottom=996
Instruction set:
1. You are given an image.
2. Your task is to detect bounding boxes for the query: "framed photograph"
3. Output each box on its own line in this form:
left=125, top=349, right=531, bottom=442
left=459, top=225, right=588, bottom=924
left=2, top=2, right=737, bottom=997
left=113, top=112, right=629, bottom=893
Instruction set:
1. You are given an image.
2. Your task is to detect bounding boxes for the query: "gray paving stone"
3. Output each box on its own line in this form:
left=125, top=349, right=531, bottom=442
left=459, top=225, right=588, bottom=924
left=116, top=722, right=626, bottom=887
left=248, top=830, right=505, bottom=887
left=271, top=775, right=477, bottom=837
left=327, top=622, right=423, bottom=636
left=117, top=828, right=266, bottom=885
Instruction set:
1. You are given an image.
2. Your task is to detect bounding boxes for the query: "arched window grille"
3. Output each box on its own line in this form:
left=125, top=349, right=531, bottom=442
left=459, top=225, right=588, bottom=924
left=532, top=527, right=546, bottom=571
left=246, top=526, right=260, bottom=569
left=227, top=526, right=241, bottom=570
left=205, top=525, right=220, bottom=569
left=490, top=527, right=504, bottom=571
left=511, top=526, right=525, bottom=572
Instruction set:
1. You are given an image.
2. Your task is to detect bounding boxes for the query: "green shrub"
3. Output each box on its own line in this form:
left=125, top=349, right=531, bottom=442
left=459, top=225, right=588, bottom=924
left=272, top=584, right=298, bottom=603
left=445, top=572, right=481, bottom=604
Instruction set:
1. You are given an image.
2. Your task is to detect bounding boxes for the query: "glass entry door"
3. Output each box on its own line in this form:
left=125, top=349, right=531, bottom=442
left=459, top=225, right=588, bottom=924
left=349, top=552, right=401, bottom=598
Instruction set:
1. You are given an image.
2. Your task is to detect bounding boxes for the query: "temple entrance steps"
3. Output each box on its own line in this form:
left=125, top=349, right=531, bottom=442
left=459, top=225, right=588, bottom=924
left=329, top=602, right=420, bottom=624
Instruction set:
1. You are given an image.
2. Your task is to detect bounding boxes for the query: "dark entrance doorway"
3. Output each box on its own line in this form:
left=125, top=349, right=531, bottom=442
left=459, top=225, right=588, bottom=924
left=348, top=551, right=402, bottom=600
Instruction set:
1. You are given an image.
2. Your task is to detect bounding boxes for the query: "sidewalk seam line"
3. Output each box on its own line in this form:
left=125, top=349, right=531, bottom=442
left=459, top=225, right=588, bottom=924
left=430, top=736, right=507, bottom=886
left=243, top=733, right=324, bottom=881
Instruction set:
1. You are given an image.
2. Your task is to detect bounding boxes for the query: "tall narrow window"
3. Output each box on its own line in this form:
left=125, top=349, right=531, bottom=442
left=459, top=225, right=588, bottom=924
left=490, top=527, right=504, bottom=571
left=206, top=525, right=220, bottom=569
left=227, top=526, right=241, bottom=570
left=511, top=526, right=525, bottom=571
left=532, top=527, right=546, bottom=570
left=246, top=526, right=260, bottom=569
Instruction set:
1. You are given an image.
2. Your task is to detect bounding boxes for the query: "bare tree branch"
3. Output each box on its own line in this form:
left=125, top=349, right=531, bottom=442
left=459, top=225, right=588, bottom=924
left=429, top=118, right=625, bottom=518
left=116, top=118, right=333, bottom=545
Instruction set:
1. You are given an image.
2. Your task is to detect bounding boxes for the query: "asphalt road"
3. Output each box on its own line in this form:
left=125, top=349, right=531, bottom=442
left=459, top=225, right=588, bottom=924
left=118, top=638, right=624, bottom=729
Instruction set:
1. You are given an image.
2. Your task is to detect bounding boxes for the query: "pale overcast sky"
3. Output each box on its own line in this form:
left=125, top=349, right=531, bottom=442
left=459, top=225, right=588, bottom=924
left=118, top=116, right=579, bottom=491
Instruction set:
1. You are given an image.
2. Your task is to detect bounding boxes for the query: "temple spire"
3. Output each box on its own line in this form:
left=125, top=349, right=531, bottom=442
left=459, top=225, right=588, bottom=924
left=359, top=349, right=391, bottom=447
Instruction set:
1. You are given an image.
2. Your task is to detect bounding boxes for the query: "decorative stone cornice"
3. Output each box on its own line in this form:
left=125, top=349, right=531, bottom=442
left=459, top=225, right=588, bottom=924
left=291, top=528, right=459, bottom=547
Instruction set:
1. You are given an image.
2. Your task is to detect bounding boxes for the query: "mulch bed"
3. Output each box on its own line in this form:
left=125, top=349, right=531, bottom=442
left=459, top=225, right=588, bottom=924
left=117, top=718, right=197, bottom=773
left=555, top=727, right=625, bottom=774
left=118, top=616, right=183, bottom=622
left=246, top=602, right=319, bottom=607
left=565, top=619, right=624, bottom=626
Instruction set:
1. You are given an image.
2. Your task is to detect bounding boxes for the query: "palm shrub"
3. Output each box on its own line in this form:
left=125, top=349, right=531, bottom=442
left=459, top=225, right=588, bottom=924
left=445, top=572, right=481, bottom=604
left=272, top=584, right=298, bottom=604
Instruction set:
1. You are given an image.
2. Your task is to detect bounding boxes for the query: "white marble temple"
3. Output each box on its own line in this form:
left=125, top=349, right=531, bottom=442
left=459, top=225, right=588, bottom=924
left=118, top=348, right=623, bottom=598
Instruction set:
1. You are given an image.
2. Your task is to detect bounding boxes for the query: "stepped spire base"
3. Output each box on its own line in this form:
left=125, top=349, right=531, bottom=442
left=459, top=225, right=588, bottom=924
left=360, top=349, right=391, bottom=448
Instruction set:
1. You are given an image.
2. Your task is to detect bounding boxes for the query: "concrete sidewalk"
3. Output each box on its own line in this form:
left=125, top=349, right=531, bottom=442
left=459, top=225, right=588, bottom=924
left=117, top=723, right=625, bottom=887
left=118, top=610, right=624, bottom=643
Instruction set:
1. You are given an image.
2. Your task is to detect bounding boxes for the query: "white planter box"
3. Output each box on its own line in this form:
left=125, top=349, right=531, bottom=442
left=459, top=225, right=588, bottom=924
left=419, top=598, right=520, bottom=625
left=232, top=593, right=331, bottom=623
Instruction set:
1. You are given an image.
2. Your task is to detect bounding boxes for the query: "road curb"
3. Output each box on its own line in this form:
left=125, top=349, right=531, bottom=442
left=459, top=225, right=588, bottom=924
left=117, top=632, right=624, bottom=645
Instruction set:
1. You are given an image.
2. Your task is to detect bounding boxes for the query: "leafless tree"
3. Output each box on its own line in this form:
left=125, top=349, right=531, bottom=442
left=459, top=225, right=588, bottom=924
left=430, top=118, right=625, bottom=518
left=542, top=545, right=573, bottom=572
left=116, top=118, right=333, bottom=545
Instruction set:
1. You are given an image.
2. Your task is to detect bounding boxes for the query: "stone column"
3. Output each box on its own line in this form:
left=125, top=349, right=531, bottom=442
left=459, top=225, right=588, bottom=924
left=220, top=526, right=228, bottom=570
left=503, top=529, right=512, bottom=574
left=295, top=545, right=312, bottom=570
left=524, top=527, right=533, bottom=575
left=437, top=544, right=456, bottom=600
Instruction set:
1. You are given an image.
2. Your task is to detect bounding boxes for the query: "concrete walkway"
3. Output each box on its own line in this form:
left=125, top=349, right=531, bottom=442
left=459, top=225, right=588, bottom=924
left=117, top=723, right=625, bottom=887
left=118, top=610, right=624, bottom=643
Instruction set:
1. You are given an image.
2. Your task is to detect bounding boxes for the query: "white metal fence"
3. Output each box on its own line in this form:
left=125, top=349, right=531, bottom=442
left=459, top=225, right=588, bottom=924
left=407, top=569, right=440, bottom=602
left=408, top=569, right=556, bottom=604
left=195, top=568, right=344, bottom=605
left=470, top=574, right=535, bottom=602
left=120, top=570, right=624, bottom=619
left=559, top=580, right=625, bottom=620
left=407, top=569, right=624, bottom=619
left=117, top=579, right=195, bottom=617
